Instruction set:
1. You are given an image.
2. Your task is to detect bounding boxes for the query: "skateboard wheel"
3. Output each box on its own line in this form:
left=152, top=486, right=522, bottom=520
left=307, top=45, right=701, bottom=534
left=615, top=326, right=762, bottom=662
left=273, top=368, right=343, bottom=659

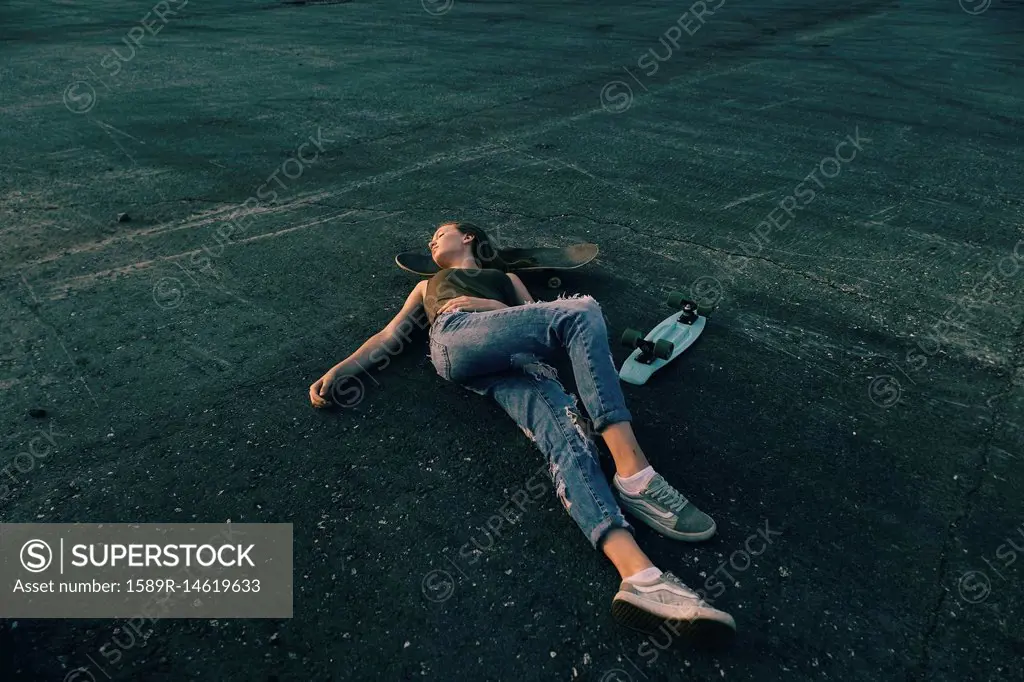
left=653, top=339, right=674, bottom=360
left=547, top=276, right=562, bottom=289
left=667, top=291, right=689, bottom=309
left=621, top=328, right=644, bottom=349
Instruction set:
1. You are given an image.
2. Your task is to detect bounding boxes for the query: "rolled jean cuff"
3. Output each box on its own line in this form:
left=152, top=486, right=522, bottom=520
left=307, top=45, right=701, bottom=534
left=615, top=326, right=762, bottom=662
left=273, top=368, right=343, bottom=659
left=589, top=515, right=633, bottom=551
left=592, top=407, right=632, bottom=433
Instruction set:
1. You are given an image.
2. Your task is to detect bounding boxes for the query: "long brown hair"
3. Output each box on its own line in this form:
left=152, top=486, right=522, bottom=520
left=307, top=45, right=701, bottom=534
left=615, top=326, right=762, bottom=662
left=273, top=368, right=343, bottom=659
left=449, top=222, right=510, bottom=271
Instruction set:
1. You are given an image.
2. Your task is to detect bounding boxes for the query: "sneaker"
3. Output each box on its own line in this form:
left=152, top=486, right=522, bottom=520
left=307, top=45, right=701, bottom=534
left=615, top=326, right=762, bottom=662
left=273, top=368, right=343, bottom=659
left=612, top=571, right=736, bottom=645
left=613, top=473, right=716, bottom=541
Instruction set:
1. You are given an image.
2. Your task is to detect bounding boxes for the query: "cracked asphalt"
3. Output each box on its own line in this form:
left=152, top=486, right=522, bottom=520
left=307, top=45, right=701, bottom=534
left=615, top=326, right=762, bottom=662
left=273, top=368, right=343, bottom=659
left=1, top=0, right=1022, bottom=680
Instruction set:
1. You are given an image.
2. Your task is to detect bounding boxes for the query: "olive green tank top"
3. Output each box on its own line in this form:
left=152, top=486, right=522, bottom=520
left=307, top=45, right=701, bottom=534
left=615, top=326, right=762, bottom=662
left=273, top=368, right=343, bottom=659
left=424, top=268, right=518, bottom=325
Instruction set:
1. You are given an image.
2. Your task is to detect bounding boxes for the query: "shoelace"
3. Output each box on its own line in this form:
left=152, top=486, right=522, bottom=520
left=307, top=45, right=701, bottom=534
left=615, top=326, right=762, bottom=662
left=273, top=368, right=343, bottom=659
left=659, top=572, right=701, bottom=600
left=648, top=476, right=690, bottom=513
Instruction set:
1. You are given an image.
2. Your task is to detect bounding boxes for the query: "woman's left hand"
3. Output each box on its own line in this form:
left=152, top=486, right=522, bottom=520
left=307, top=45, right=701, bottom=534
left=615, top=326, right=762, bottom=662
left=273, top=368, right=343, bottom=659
left=436, top=296, right=509, bottom=315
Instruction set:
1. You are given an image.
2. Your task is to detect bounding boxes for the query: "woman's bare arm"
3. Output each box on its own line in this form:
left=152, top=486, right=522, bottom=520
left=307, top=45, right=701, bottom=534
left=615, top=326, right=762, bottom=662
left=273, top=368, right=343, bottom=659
left=507, top=273, right=535, bottom=304
left=309, top=281, right=427, bottom=407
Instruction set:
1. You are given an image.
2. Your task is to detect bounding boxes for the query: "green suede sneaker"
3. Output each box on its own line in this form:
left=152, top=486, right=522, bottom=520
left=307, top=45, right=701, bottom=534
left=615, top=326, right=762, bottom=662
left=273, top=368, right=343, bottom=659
left=613, top=473, right=717, bottom=541
left=612, top=571, right=736, bottom=646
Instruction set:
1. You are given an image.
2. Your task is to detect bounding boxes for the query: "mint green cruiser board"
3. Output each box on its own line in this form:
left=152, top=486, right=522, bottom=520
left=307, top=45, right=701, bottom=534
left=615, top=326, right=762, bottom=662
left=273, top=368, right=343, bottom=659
left=619, top=292, right=709, bottom=386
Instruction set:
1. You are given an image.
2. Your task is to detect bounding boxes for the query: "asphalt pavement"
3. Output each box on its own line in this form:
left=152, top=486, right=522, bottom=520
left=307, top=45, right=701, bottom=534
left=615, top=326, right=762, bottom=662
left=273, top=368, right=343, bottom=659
left=1, top=0, right=1022, bottom=680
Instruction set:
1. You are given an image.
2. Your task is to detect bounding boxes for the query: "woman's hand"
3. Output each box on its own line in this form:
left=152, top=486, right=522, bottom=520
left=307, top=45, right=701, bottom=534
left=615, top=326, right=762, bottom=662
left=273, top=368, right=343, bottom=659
left=309, top=369, right=337, bottom=408
left=435, top=296, right=509, bottom=315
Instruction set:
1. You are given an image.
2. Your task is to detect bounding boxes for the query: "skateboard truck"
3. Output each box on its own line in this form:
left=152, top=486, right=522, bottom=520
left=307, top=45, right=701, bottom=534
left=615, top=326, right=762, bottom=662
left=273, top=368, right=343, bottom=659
left=621, top=329, right=674, bottom=365
left=667, top=292, right=699, bottom=325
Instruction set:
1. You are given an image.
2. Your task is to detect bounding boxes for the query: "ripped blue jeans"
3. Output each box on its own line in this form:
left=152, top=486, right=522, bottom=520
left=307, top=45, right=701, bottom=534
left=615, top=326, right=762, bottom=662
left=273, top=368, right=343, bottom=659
left=428, top=294, right=634, bottom=550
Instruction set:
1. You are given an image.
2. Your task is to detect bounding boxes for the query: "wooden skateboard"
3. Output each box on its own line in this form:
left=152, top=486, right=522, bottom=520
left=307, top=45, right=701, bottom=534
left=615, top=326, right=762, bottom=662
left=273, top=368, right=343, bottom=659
left=619, top=292, right=710, bottom=385
left=395, top=243, right=598, bottom=289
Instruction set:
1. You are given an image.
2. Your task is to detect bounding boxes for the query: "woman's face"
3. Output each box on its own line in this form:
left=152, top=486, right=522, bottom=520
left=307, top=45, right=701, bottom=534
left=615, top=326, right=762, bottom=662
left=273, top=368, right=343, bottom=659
left=428, top=224, right=472, bottom=267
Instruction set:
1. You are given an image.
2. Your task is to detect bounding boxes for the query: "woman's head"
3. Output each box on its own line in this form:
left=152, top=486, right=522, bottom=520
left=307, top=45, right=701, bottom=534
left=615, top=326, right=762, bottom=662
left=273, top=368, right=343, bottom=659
left=428, top=222, right=507, bottom=270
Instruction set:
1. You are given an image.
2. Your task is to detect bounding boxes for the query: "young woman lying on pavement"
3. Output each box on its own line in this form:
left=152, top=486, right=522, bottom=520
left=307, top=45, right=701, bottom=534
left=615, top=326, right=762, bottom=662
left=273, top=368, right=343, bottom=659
left=309, top=221, right=735, bottom=644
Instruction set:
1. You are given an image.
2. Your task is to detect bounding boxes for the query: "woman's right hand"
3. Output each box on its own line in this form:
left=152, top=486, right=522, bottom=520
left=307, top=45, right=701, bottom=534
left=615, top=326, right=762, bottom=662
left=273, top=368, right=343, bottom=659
left=309, top=369, right=337, bottom=408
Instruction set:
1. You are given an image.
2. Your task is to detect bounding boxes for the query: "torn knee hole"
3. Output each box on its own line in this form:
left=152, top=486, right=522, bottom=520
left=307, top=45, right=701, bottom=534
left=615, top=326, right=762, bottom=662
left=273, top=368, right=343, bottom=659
left=565, top=404, right=593, bottom=443
left=548, top=461, right=572, bottom=512
left=511, top=353, right=560, bottom=382
left=526, top=362, right=559, bottom=381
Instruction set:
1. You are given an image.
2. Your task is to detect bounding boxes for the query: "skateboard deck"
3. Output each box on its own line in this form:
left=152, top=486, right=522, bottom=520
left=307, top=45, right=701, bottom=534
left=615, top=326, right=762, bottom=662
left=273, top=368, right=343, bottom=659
left=395, top=243, right=598, bottom=288
left=619, top=293, right=708, bottom=386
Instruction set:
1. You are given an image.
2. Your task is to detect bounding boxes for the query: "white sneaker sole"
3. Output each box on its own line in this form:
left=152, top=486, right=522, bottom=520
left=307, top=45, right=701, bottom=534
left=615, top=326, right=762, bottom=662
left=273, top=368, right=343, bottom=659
left=612, top=592, right=736, bottom=647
